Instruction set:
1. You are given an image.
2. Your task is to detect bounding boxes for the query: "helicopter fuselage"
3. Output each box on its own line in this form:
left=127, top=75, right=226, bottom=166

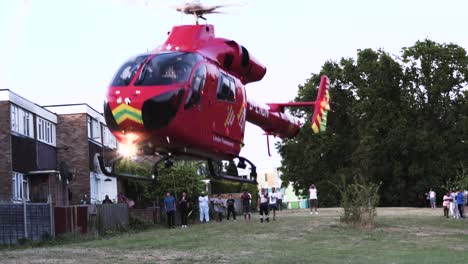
left=104, top=24, right=302, bottom=161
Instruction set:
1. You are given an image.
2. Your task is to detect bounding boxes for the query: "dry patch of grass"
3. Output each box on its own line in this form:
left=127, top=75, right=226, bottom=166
left=1, top=248, right=194, bottom=264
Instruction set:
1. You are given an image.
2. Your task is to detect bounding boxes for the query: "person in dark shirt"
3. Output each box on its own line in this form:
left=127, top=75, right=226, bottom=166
left=456, top=190, right=465, bottom=218
left=241, top=191, right=251, bottom=222
left=258, top=188, right=270, bottom=223
left=226, top=194, right=236, bottom=220
left=164, top=192, right=176, bottom=228
left=102, top=195, right=113, bottom=204
left=179, top=192, right=190, bottom=228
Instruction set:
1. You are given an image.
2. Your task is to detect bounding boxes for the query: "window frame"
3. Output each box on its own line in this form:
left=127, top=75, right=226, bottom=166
left=185, top=64, right=207, bottom=110
left=216, top=72, right=236, bottom=103
left=102, top=125, right=117, bottom=149
left=36, top=116, right=56, bottom=146
left=87, top=116, right=102, bottom=144
left=12, top=172, right=29, bottom=202
left=134, top=52, right=203, bottom=86
left=10, top=104, right=34, bottom=138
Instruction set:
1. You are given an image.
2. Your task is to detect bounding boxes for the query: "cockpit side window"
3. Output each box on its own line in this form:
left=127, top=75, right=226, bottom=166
left=111, top=54, right=150, bottom=86
left=135, top=52, right=203, bottom=86
left=185, top=65, right=207, bottom=110
left=216, top=73, right=235, bottom=102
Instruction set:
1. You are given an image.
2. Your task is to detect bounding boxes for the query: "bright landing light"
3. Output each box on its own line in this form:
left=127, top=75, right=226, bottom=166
left=119, top=142, right=137, bottom=157
left=118, top=133, right=139, bottom=157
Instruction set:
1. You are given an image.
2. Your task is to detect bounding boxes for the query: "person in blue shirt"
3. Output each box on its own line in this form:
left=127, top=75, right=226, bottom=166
left=456, top=190, right=465, bottom=219
left=164, top=192, right=177, bottom=228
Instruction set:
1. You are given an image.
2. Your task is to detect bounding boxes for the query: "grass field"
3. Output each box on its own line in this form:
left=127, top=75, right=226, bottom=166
left=1, top=208, right=467, bottom=264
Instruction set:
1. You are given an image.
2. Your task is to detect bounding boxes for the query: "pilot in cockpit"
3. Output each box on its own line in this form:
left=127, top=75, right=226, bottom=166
left=158, top=55, right=193, bottom=84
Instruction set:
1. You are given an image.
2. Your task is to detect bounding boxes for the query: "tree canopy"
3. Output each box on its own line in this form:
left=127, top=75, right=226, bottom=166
left=116, top=160, right=206, bottom=207
left=278, top=39, right=468, bottom=206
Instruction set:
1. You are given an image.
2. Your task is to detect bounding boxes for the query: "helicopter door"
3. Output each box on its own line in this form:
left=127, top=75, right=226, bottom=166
left=211, top=72, right=242, bottom=154
left=179, top=64, right=208, bottom=146
left=184, top=65, right=207, bottom=111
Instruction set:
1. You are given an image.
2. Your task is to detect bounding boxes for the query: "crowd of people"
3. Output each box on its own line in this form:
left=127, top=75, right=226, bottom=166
left=427, top=188, right=467, bottom=219
left=80, top=185, right=467, bottom=228
left=442, top=189, right=467, bottom=219
left=162, top=186, right=303, bottom=228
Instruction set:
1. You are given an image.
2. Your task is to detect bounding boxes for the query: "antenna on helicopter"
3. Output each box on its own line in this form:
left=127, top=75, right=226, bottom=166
left=174, top=1, right=244, bottom=24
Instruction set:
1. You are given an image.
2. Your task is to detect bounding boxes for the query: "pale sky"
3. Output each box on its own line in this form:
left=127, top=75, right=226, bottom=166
left=1, top=0, right=467, bottom=170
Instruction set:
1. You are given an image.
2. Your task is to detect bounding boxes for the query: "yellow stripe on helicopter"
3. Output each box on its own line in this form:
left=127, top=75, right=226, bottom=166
left=112, top=104, right=143, bottom=125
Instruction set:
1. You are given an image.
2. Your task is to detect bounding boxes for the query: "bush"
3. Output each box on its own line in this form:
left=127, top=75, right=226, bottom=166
left=334, top=175, right=381, bottom=229
left=129, top=216, right=152, bottom=231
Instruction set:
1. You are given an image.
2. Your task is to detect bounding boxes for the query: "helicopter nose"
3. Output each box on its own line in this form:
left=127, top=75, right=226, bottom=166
left=142, top=88, right=185, bottom=130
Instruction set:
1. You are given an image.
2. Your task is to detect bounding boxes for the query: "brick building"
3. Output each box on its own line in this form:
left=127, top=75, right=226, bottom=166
left=45, top=104, right=120, bottom=205
left=0, top=90, right=119, bottom=205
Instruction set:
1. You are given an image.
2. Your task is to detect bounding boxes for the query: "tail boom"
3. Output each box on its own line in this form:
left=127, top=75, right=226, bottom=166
left=245, top=100, right=301, bottom=139
left=246, top=75, right=330, bottom=137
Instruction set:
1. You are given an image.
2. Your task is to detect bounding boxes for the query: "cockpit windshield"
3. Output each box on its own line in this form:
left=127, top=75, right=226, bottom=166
left=134, top=52, right=203, bottom=86
left=111, top=54, right=150, bottom=86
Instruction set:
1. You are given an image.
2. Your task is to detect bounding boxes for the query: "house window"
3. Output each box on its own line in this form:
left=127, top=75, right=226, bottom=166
left=87, top=116, right=102, bottom=144
left=87, top=116, right=92, bottom=137
left=102, top=126, right=117, bottom=149
left=92, top=119, right=101, bottom=143
left=12, top=172, right=29, bottom=201
left=36, top=117, right=56, bottom=146
left=10, top=104, right=34, bottom=138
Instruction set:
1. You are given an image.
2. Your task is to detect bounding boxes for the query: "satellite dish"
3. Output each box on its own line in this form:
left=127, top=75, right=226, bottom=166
left=59, top=161, right=74, bottom=183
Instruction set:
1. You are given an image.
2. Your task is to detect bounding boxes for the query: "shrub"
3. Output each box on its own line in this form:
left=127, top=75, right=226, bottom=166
left=334, top=175, right=381, bottom=229
left=129, top=216, right=152, bottom=231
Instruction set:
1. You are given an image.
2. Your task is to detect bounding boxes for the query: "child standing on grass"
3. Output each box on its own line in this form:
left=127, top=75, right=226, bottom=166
left=442, top=192, right=451, bottom=218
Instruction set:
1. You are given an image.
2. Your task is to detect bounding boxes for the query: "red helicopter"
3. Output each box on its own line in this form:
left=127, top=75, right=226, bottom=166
left=98, top=2, right=331, bottom=184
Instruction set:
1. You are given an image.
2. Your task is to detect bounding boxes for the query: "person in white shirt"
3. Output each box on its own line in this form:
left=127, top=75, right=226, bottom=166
left=309, top=184, right=318, bottom=215
left=212, top=194, right=225, bottom=222
left=258, top=188, right=270, bottom=223
left=198, top=192, right=210, bottom=223
left=450, top=190, right=459, bottom=218
left=269, top=187, right=279, bottom=221
left=429, top=189, right=436, bottom=208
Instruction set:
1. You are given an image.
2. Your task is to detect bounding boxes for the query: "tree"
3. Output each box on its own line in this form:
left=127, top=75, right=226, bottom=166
left=225, top=160, right=239, bottom=176
left=115, top=160, right=206, bottom=207
left=278, top=39, right=468, bottom=206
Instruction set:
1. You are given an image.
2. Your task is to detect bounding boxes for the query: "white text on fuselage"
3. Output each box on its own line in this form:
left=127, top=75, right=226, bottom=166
left=213, top=135, right=235, bottom=148
left=249, top=102, right=269, bottom=118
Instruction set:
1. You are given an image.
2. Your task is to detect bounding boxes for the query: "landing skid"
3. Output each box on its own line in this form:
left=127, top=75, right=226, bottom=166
left=96, top=154, right=155, bottom=181
left=96, top=154, right=257, bottom=185
left=207, top=157, right=257, bottom=184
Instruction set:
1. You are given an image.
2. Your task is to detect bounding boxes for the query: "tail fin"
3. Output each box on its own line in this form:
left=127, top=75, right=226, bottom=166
left=311, top=75, right=331, bottom=134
